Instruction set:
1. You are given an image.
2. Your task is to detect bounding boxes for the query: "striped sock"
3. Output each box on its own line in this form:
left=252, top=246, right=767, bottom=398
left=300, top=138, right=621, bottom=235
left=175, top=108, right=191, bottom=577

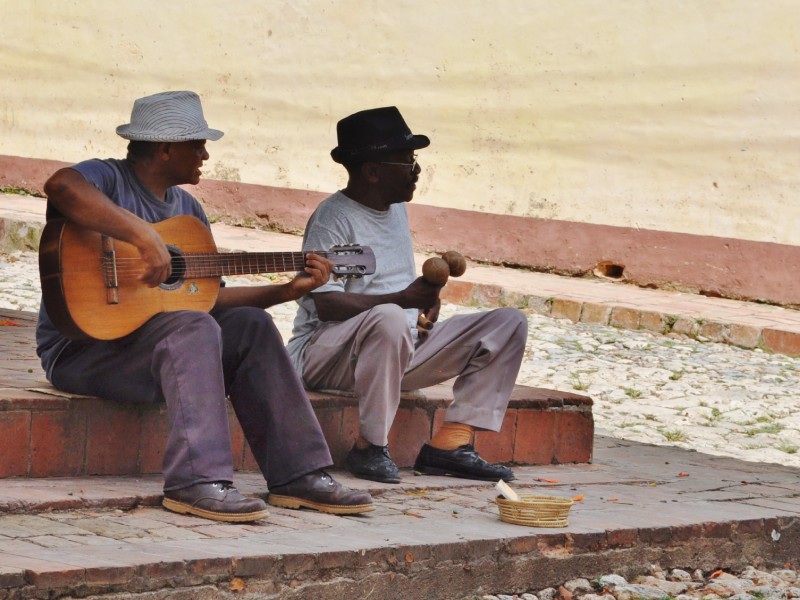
left=428, top=422, right=474, bottom=451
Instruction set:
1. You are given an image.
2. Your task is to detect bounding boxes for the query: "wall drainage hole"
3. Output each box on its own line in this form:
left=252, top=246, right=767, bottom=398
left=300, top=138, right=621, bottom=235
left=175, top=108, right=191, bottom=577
left=593, top=261, right=625, bottom=280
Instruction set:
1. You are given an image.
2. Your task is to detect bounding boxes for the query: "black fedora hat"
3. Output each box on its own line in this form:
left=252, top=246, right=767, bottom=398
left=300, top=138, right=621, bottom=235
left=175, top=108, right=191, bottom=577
left=331, top=106, right=430, bottom=164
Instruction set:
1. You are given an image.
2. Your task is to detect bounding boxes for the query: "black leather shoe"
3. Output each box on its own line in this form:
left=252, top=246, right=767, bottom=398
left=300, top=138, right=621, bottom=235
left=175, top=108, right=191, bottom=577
left=413, top=444, right=515, bottom=482
left=162, top=482, right=269, bottom=522
left=268, top=470, right=374, bottom=515
left=345, top=443, right=402, bottom=484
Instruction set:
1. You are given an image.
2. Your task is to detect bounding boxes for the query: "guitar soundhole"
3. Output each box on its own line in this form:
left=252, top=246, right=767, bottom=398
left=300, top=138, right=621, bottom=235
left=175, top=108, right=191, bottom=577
left=160, top=245, right=187, bottom=290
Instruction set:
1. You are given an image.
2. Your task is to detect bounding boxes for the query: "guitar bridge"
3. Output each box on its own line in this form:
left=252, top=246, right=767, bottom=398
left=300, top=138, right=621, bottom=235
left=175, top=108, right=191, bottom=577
left=101, top=235, right=120, bottom=305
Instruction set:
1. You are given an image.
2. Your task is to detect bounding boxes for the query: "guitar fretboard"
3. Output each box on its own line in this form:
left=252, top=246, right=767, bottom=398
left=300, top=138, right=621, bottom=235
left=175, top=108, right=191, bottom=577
left=182, top=251, right=317, bottom=277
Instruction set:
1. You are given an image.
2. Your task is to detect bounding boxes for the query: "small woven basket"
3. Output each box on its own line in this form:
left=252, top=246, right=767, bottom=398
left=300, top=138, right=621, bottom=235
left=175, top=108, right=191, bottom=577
left=496, top=493, right=574, bottom=528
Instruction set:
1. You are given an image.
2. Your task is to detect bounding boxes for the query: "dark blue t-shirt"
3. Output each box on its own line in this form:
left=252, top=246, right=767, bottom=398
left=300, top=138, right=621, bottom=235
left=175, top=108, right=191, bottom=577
left=36, top=158, right=210, bottom=379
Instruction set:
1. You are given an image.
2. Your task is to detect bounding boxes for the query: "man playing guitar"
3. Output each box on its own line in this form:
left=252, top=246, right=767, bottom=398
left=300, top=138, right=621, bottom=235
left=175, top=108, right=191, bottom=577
left=36, top=91, right=373, bottom=522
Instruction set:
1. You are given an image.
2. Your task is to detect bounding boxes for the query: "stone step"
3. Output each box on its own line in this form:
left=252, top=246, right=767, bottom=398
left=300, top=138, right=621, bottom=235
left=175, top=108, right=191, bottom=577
left=0, top=383, right=593, bottom=479
left=0, top=440, right=798, bottom=599
left=0, top=309, right=593, bottom=479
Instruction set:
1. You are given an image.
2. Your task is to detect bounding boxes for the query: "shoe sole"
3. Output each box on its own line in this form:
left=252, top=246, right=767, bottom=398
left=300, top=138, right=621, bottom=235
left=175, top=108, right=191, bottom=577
left=413, top=466, right=515, bottom=482
left=162, top=498, right=270, bottom=523
left=347, top=470, right=402, bottom=484
left=345, top=461, right=402, bottom=484
left=267, top=494, right=375, bottom=515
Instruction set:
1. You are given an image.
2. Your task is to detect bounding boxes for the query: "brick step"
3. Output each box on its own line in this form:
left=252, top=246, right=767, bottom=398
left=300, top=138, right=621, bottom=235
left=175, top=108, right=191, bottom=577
left=0, top=308, right=593, bottom=479
left=0, top=383, right=592, bottom=479
left=0, top=467, right=512, bottom=516
left=1, top=444, right=798, bottom=600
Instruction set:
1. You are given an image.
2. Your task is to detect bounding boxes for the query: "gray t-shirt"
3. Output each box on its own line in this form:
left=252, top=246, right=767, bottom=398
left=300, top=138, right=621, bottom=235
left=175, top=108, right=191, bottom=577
left=36, top=158, right=210, bottom=379
left=286, top=191, right=417, bottom=372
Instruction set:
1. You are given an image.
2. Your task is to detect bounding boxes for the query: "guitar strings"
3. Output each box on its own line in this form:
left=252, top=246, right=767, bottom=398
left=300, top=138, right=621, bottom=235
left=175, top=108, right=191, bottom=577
left=98, top=251, right=361, bottom=277
left=102, top=258, right=309, bottom=277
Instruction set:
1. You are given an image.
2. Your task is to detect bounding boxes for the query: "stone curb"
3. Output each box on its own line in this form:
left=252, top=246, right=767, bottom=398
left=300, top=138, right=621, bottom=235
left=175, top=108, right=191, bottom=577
left=3, top=211, right=800, bottom=358
left=441, top=279, right=800, bottom=357
left=0, top=217, right=42, bottom=253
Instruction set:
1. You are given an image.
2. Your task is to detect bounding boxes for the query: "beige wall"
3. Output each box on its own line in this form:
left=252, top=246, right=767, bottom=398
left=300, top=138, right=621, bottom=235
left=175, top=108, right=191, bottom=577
left=2, top=1, right=799, bottom=245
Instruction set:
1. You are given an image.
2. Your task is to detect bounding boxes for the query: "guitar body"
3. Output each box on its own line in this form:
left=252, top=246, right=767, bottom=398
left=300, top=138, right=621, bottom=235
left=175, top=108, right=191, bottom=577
left=40, top=216, right=221, bottom=342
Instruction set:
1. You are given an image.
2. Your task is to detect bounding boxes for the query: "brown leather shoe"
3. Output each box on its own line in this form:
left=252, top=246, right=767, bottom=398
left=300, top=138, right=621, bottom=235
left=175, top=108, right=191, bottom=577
left=162, top=482, right=269, bottom=522
left=267, top=470, right=374, bottom=515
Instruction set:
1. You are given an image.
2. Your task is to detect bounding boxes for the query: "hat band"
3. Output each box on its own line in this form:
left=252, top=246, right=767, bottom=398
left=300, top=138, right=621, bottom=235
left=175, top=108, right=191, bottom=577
left=116, top=122, right=223, bottom=142
left=126, top=123, right=211, bottom=136
left=339, top=132, right=416, bottom=157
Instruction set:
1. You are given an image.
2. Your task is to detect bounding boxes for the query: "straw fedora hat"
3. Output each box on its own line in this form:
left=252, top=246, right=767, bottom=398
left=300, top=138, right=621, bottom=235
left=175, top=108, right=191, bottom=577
left=116, top=91, right=224, bottom=142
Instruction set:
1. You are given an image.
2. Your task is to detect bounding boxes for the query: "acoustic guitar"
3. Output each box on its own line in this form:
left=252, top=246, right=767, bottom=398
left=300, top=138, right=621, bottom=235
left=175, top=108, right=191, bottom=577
left=39, top=215, right=375, bottom=342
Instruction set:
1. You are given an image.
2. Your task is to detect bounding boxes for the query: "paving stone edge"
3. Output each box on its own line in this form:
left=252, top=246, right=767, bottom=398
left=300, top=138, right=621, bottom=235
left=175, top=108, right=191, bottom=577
left=3, top=516, right=797, bottom=599
left=3, top=214, right=800, bottom=358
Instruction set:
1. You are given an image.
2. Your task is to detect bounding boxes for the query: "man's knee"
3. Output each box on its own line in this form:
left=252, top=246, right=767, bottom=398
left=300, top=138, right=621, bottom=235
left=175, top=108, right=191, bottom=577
left=219, top=306, right=273, bottom=326
left=216, top=307, right=276, bottom=335
left=500, top=307, right=528, bottom=331
left=364, top=304, right=412, bottom=338
left=493, top=307, right=529, bottom=344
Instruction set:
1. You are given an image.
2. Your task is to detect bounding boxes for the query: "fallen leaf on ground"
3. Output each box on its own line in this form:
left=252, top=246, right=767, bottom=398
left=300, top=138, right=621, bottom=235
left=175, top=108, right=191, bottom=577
left=229, top=578, right=245, bottom=591
left=0, top=320, right=19, bottom=326
left=571, top=494, right=584, bottom=502
left=709, top=569, right=725, bottom=579
left=677, top=472, right=690, bottom=477
left=606, top=498, right=619, bottom=502
left=536, top=478, right=559, bottom=483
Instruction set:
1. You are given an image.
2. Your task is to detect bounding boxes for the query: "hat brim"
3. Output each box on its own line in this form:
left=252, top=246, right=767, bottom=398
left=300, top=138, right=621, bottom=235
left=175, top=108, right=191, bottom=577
left=331, top=134, right=430, bottom=164
left=116, top=125, right=224, bottom=142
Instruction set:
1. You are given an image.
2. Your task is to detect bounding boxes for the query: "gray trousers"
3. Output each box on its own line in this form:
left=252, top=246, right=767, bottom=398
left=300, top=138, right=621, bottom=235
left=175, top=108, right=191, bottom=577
left=51, top=307, right=332, bottom=491
left=301, top=305, right=528, bottom=446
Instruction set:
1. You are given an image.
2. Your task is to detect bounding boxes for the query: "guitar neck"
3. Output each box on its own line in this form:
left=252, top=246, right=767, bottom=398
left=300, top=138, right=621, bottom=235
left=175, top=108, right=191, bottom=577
left=183, top=251, right=309, bottom=277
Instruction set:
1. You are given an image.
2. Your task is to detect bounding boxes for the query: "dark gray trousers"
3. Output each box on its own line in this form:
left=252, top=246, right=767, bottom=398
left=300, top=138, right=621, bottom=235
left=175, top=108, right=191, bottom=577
left=51, top=307, right=332, bottom=491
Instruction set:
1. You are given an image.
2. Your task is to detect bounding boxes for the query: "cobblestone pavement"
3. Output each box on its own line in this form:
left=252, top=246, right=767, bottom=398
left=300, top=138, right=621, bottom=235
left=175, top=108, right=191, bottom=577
left=475, top=564, right=800, bottom=600
left=2, top=249, right=798, bottom=470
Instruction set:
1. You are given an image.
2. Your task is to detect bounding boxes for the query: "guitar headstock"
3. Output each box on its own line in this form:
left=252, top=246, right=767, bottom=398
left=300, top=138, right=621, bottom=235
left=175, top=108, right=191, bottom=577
left=322, top=244, right=376, bottom=278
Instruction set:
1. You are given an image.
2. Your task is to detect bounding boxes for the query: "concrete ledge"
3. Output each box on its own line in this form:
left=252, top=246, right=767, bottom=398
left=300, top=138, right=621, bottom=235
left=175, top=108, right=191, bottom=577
left=3, top=198, right=800, bottom=358
left=4, top=517, right=798, bottom=599
left=0, top=435, right=797, bottom=599
left=0, top=448, right=796, bottom=600
left=0, top=215, right=42, bottom=252
left=0, top=383, right=594, bottom=479
left=0, top=304, right=594, bottom=478
left=439, top=281, right=800, bottom=357
left=0, top=313, right=593, bottom=479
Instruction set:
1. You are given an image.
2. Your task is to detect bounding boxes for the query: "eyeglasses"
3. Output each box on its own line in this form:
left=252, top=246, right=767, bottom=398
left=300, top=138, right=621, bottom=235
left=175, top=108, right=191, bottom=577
left=378, top=155, right=418, bottom=173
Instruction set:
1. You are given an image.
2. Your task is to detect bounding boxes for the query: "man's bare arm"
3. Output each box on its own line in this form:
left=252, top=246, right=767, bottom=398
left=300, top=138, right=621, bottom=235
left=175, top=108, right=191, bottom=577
left=313, top=277, right=440, bottom=322
left=44, top=168, right=172, bottom=286
left=214, top=253, right=333, bottom=310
